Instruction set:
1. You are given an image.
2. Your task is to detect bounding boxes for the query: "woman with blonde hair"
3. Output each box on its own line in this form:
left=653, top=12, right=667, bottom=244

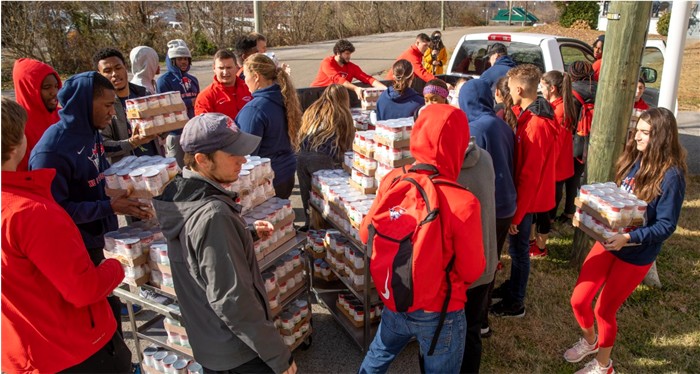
left=376, top=59, right=423, bottom=120
left=565, top=107, right=686, bottom=374
left=237, top=53, right=302, bottom=198
left=295, top=84, right=355, bottom=229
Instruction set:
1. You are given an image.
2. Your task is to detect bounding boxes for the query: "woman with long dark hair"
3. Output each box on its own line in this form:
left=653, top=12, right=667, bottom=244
left=565, top=108, right=687, bottom=374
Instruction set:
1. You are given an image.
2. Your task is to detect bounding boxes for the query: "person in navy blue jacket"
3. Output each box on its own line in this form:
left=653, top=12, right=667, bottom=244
left=236, top=53, right=302, bottom=199
left=29, top=72, right=152, bottom=333
left=459, top=77, right=517, bottom=338
left=479, top=43, right=517, bottom=91
left=376, top=59, right=424, bottom=121
left=565, top=107, right=687, bottom=374
left=157, top=39, right=200, bottom=167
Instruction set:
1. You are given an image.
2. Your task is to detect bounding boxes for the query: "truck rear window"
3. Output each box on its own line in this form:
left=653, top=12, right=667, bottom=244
left=450, top=40, right=545, bottom=76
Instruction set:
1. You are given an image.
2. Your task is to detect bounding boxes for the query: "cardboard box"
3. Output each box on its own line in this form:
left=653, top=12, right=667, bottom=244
left=261, top=230, right=297, bottom=257
left=352, top=144, right=373, bottom=159
left=349, top=178, right=377, bottom=195
left=336, top=301, right=380, bottom=328
left=279, top=314, right=312, bottom=336
left=352, top=163, right=376, bottom=177
left=374, top=134, right=410, bottom=149
left=123, top=272, right=150, bottom=287
left=574, top=198, right=644, bottom=229
left=138, top=120, right=187, bottom=137
left=573, top=218, right=639, bottom=247
left=104, top=251, right=149, bottom=267
left=127, top=102, right=187, bottom=119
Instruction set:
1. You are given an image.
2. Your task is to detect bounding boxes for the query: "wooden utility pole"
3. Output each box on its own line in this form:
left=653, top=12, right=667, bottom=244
left=254, top=0, right=262, bottom=34
left=441, top=1, right=445, bottom=31
left=570, top=1, right=652, bottom=267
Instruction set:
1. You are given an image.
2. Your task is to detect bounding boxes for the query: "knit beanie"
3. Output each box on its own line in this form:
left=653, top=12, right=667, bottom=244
left=167, top=39, right=192, bottom=59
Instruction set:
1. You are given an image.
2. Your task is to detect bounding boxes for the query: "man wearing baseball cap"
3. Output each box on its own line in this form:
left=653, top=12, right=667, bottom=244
left=156, top=39, right=200, bottom=167
left=152, top=113, right=297, bottom=374
left=479, top=42, right=516, bottom=91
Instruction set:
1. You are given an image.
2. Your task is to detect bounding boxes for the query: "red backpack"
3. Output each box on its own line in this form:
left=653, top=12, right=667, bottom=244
left=572, top=90, right=595, bottom=161
left=366, top=164, right=464, bottom=355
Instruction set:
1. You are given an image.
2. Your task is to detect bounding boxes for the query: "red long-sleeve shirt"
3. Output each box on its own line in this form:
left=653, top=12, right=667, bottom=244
left=387, top=45, right=436, bottom=83
left=310, top=56, right=377, bottom=87
left=551, top=97, right=575, bottom=182
left=195, top=76, right=253, bottom=119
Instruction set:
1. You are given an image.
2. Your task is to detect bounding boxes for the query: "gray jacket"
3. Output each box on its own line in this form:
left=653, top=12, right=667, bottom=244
left=457, top=138, right=498, bottom=289
left=152, top=169, right=291, bottom=372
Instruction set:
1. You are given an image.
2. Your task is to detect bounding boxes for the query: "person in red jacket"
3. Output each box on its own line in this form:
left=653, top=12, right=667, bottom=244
left=359, top=104, right=485, bottom=373
left=387, top=33, right=436, bottom=86
left=633, top=78, right=650, bottom=110
left=310, top=39, right=387, bottom=100
left=530, top=70, right=577, bottom=257
left=491, top=65, right=557, bottom=318
left=12, top=58, right=62, bottom=172
left=591, top=35, right=604, bottom=81
left=195, top=49, right=253, bottom=119
left=1, top=98, right=131, bottom=373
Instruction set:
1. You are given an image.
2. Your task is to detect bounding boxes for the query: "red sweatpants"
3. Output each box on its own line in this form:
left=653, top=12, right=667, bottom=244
left=570, top=242, right=652, bottom=347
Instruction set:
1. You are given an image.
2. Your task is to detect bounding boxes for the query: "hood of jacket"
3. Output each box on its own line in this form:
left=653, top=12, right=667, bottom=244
left=13, top=58, right=62, bottom=120
left=459, top=79, right=495, bottom=123
left=572, top=80, right=597, bottom=103
left=251, top=83, right=284, bottom=109
left=165, top=54, right=190, bottom=78
left=410, top=104, right=470, bottom=181
left=130, top=46, right=159, bottom=92
left=523, top=96, right=555, bottom=121
left=55, top=72, right=101, bottom=136
left=153, top=169, right=240, bottom=241
left=494, top=55, right=517, bottom=69
left=386, top=86, right=421, bottom=103
left=461, top=138, right=481, bottom=170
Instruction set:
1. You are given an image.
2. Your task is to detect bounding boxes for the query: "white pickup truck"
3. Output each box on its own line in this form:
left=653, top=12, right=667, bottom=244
left=444, top=32, right=665, bottom=105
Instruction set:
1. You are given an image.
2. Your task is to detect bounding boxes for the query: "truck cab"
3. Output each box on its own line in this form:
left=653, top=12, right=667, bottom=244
left=445, top=32, right=665, bottom=106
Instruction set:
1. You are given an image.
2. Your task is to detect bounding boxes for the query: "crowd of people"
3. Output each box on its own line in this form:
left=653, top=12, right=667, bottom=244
left=1, top=29, right=687, bottom=374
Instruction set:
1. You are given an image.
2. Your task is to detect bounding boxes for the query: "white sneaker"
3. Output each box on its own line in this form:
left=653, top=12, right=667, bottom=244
left=574, top=358, right=615, bottom=374
left=564, top=337, right=599, bottom=363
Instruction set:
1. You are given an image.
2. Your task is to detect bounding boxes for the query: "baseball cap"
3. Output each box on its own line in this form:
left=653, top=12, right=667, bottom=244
left=180, top=113, right=261, bottom=156
left=487, top=42, right=508, bottom=57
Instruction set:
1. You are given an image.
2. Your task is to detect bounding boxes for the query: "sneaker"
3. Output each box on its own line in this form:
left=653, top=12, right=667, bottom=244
left=139, top=288, right=172, bottom=305
left=490, top=280, right=510, bottom=304
left=490, top=299, right=526, bottom=318
left=121, top=303, right=143, bottom=317
left=529, top=243, right=548, bottom=257
left=480, top=326, right=493, bottom=339
left=574, top=358, right=615, bottom=374
left=564, top=337, right=599, bottom=363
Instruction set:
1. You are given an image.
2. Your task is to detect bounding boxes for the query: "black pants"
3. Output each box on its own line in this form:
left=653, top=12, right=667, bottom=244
left=296, top=151, right=338, bottom=227
left=203, top=357, right=274, bottom=374
left=564, top=158, right=586, bottom=215
left=59, top=332, right=132, bottom=373
left=88, top=247, right=122, bottom=337
left=274, top=174, right=296, bottom=200
left=461, top=283, right=491, bottom=373
left=482, top=216, right=513, bottom=330
left=533, top=212, right=551, bottom=235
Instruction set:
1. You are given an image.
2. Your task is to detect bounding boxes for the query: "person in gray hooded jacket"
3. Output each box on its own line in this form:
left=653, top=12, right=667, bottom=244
left=152, top=113, right=297, bottom=374
left=457, top=138, right=498, bottom=374
left=130, top=46, right=160, bottom=95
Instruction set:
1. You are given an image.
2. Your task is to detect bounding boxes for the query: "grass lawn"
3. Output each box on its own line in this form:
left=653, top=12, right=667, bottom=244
left=481, top=175, right=700, bottom=373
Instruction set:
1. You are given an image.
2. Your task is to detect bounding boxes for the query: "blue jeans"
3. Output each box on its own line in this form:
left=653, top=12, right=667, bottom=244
left=359, top=309, right=466, bottom=374
left=507, top=213, right=533, bottom=304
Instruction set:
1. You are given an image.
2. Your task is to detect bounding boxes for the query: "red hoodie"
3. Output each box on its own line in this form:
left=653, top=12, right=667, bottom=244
left=194, top=75, right=253, bottom=119
left=512, top=98, right=558, bottom=225
left=1, top=169, right=124, bottom=373
left=12, top=58, right=62, bottom=172
left=551, top=97, right=575, bottom=182
left=360, top=105, right=485, bottom=312
left=386, top=45, right=436, bottom=83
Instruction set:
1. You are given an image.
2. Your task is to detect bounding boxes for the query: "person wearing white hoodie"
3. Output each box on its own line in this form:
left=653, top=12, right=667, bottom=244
left=130, top=46, right=160, bottom=95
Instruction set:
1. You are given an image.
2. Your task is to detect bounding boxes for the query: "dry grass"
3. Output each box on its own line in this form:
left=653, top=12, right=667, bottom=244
left=482, top=175, right=700, bottom=373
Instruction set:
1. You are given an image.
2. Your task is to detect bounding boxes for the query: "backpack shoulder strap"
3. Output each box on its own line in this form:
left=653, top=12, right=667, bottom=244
left=572, top=90, right=585, bottom=106
left=408, top=163, right=439, bottom=176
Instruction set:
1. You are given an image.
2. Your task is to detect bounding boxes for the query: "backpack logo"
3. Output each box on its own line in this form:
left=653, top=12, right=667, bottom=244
left=380, top=269, right=391, bottom=299
left=389, top=206, right=405, bottom=221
